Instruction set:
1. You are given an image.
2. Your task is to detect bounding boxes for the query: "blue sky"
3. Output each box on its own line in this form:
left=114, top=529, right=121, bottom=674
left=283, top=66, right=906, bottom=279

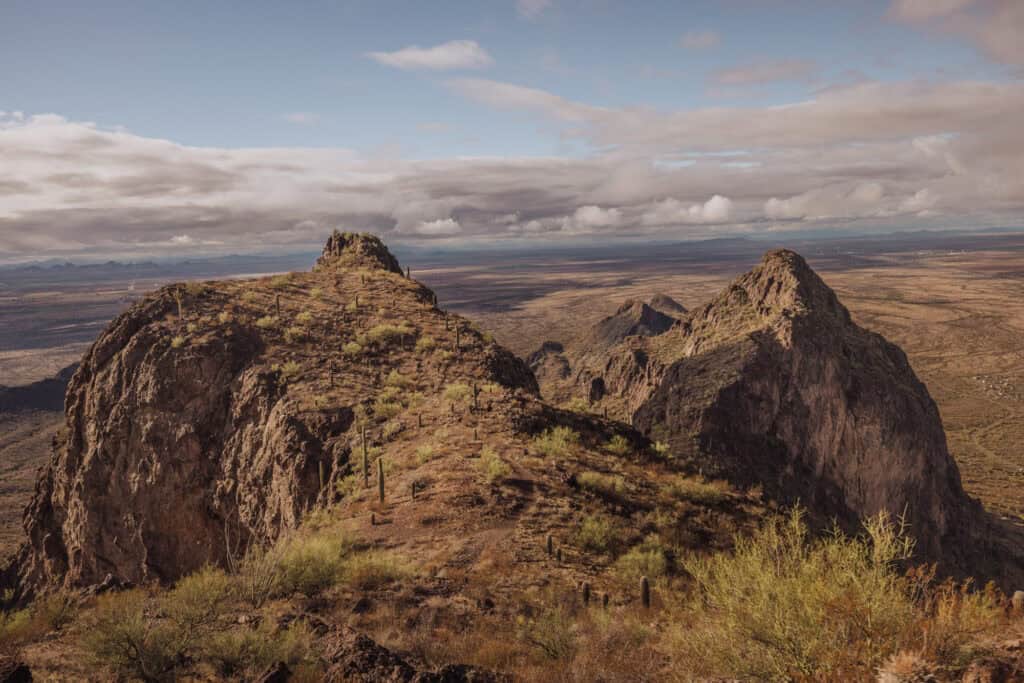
left=1, top=0, right=1022, bottom=261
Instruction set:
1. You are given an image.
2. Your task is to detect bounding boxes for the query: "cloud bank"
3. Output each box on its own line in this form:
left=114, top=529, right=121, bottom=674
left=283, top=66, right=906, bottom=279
left=366, top=40, right=494, bottom=70
left=2, top=71, right=1023, bottom=262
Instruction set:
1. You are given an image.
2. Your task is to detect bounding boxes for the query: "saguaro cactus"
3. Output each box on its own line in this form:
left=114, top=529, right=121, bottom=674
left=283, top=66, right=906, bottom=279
left=362, top=425, right=369, bottom=486
left=582, top=582, right=591, bottom=606
left=640, top=576, right=651, bottom=609
left=377, top=458, right=385, bottom=503
left=546, top=534, right=553, bottom=557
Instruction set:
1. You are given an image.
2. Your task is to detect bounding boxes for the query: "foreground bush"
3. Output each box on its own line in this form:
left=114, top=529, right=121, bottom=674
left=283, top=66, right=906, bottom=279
left=674, top=508, right=1004, bottom=680
left=533, top=426, right=580, bottom=459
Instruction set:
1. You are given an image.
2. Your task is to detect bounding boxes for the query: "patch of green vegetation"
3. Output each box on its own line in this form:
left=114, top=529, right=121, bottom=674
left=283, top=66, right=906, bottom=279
left=342, top=341, right=363, bottom=357
left=385, top=369, right=413, bottom=389
left=575, top=514, right=624, bottom=555
left=614, top=537, right=669, bottom=582
left=366, top=322, right=415, bottom=345
left=443, top=382, right=472, bottom=403
left=577, top=471, right=625, bottom=498
left=278, top=361, right=301, bottom=380
left=604, top=434, right=632, bottom=456
left=295, top=311, right=314, bottom=325
left=476, top=445, right=511, bottom=483
left=171, top=335, right=186, bottom=349
left=217, top=311, right=232, bottom=325
left=309, top=287, right=323, bottom=299
left=270, top=274, right=292, bottom=290
left=255, top=315, right=277, bottom=329
left=650, top=440, right=671, bottom=459
left=283, top=326, right=305, bottom=344
left=339, top=551, right=411, bottom=591
left=415, top=444, right=438, bottom=464
left=664, top=476, right=730, bottom=506
left=562, top=397, right=591, bottom=413
left=533, top=426, right=580, bottom=459
left=415, top=335, right=436, bottom=353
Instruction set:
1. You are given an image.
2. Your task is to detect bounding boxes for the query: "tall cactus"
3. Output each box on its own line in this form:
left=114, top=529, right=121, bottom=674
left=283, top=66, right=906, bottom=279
left=640, top=576, right=651, bottom=609
left=361, top=424, right=369, bottom=486
left=377, top=457, right=385, bottom=503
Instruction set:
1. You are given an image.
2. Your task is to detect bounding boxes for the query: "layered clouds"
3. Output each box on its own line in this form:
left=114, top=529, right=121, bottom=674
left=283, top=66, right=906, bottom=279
left=2, top=0, right=1024, bottom=262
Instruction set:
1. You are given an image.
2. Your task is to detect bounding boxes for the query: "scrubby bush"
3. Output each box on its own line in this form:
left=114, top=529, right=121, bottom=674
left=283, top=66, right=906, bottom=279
left=284, top=326, right=305, bottom=344
left=476, top=446, right=510, bottom=483
left=664, top=476, right=730, bottom=506
left=339, top=551, right=411, bottom=590
left=171, top=335, right=186, bottom=349
left=533, top=426, right=580, bottom=459
left=415, top=335, right=436, bottom=353
left=275, top=529, right=352, bottom=596
left=577, top=471, right=625, bottom=498
left=309, top=287, right=323, bottom=299
left=675, top=509, right=923, bottom=680
left=650, top=440, right=671, bottom=459
left=604, top=435, right=632, bottom=456
left=614, top=538, right=669, bottom=582
left=342, top=341, right=363, bottom=357
left=385, top=369, right=413, bottom=389
left=521, top=606, right=577, bottom=660
left=443, top=382, right=472, bottom=403
left=201, top=619, right=315, bottom=679
left=366, top=322, right=415, bottom=345
left=575, top=514, right=623, bottom=555
left=270, top=274, right=292, bottom=289
left=562, top=397, right=590, bottom=413
left=279, top=360, right=301, bottom=379
left=295, top=311, right=313, bottom=325
left=255, top=315, right=277, bottom=329
left=83, top=566, right=234, bottom=681
left=415, top=444, right=437, bottom=464
left=217, top=311, right=232, bottom=325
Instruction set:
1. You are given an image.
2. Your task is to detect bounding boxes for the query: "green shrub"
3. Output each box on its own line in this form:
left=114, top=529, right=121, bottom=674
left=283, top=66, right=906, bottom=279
left=650, top=441, right=671, bottom=459
left=366, top=322, right=415, bottom=345
left=577, top=471, right=625, bottom=498
left=614, top=540, right=669, bottom=582
left=533, top=426, right=580, bottom=459
left=284, top=326, right=305, bottom=344
left=279, top=361, right=301, bottom=379
left=240, top=289, right=258, bottom=303
left=342, top=341, right=362, bottom=357
left=295, top=311, right=313, bottom=325
left=270, top=274, right=292, bottom=289
left=235, top=542, right=285, bottom=609
left=171, top=335, right=186, bottom=349
left=385, top=370, right=413, bottom=389
left=521, top=607, right=577, bottom=660
left=310, top=287, right=323, bottom=299
left=604, top=435, right=632, bottom=456
left=562, top=397, right=590, bottom=413
left=575, top=514, right=623, bottom=555
left=415, top=444, right=437, bottom=464
left=664, top=476, right=730, bottom=506
left=373, top=398, right=403, bottom=419
left=276, top=529, right=351, bottom=596
left=675, top=509, right=920, bottom=681
left=255, top=315, right=277, bottom=329
left=443, top=382, right=472, bottom=403
left=200, top=620, right=314, bottom=679
left=84, top=567, right=234, bottom=681
left=339, top=551, right=411, bottom=591
left=217, top=311, right=232, bottom=325
left=476, top=446, right=510, bottom=483
left=415, top=335, right=436, bottom=353
left=345, top=300, right=358, bottom=313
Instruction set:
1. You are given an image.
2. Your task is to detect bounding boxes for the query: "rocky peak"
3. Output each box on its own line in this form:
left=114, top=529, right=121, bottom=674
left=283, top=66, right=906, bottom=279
left=739, top=249, right=849, bottom=324
left=648, top=293, right=687, bottom=317
left=315, top=231, right=403, bottom=275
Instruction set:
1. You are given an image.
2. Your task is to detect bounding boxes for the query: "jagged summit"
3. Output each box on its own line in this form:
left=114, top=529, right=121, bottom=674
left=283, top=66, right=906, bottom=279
left=738, top=248, right=850, bottom=323
left=314, top=230, right=403, bottom=274
left=648, top=293, right=686, bottom=317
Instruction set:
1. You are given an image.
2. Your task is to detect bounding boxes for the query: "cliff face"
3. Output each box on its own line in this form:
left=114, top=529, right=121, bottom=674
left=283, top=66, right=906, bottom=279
left=597, top=250, right=979, bottom=562
left=12, top=232, right=539, bottom=595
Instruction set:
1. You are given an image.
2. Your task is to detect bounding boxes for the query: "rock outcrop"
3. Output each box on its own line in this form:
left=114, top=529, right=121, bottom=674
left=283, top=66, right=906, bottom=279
left=9, top=232, right=538, bottom=597
left=528, top=294, right=684, bottom=404
left=592, top=249, right=980, bottom=563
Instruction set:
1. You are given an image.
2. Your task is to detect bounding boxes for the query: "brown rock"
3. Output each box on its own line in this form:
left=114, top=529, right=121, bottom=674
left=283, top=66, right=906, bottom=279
left=0, top=656, right=31, bottom=683
left=597, top=249, right=981, bottom=565
left=321, top=627, right=508, bottom=683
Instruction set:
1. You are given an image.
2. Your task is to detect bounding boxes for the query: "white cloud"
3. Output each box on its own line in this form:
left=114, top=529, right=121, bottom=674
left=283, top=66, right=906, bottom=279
left=889, top=0, right=1024, bottom=66
left=562, top=205, right=622, bottom=232
left=679, top=30, right=720, bottom=50
left=516, top=0, right=551, bottom=19
left=642, top=195, right=734, bottom=225
left=447, top=78, right=602, bottom=122
left=413, top=218, right=462, bottom=235
left=712, top=59, right=817, bottom=86
left=366, top=40, right=493, bottom=70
